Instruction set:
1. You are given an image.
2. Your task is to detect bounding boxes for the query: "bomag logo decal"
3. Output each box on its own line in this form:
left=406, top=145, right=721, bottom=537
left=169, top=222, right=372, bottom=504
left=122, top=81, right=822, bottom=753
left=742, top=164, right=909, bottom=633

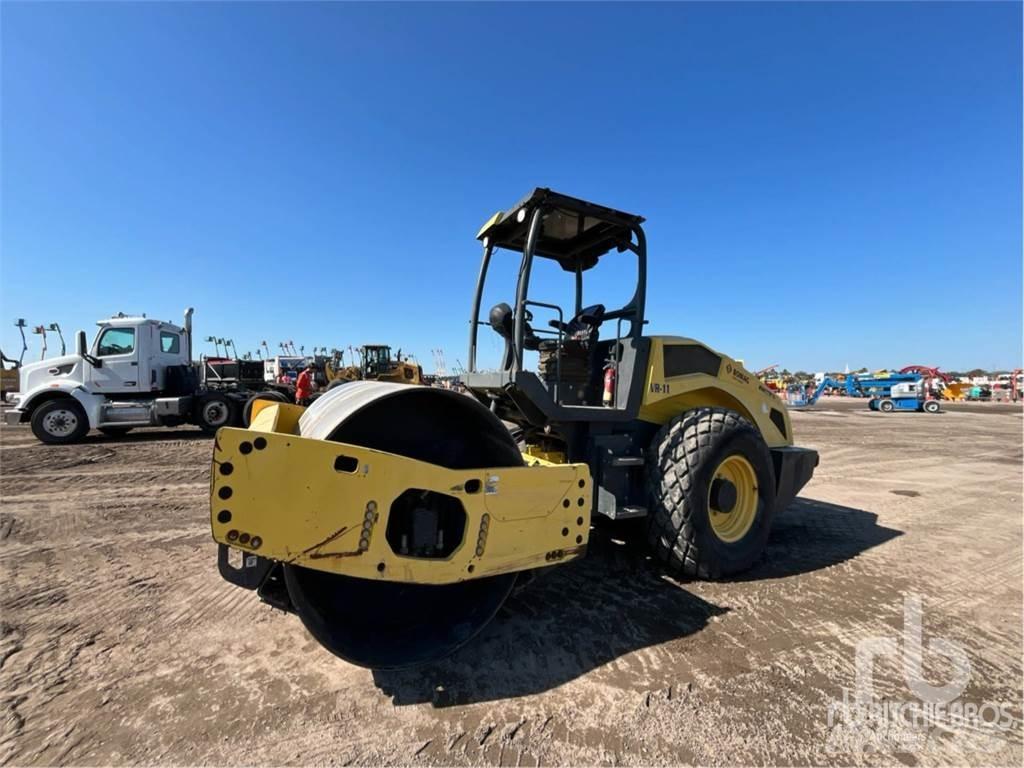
left=725, top=363, right=750, bottom=385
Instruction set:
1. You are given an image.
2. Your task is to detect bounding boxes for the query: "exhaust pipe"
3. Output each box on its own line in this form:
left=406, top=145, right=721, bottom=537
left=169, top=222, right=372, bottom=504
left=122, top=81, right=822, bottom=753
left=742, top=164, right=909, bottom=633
left=184, top=307, right=195, bottom=364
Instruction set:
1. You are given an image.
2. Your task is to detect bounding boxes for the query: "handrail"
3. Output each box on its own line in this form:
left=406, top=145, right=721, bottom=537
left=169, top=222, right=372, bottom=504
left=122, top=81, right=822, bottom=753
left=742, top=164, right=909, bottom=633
left=513, top=208, right=544, bottom=373
left=467, top=242, right=494, bottom=373
left=612, top=317, right=627, bottom=408
left=523, top=299, right=564, bottom=403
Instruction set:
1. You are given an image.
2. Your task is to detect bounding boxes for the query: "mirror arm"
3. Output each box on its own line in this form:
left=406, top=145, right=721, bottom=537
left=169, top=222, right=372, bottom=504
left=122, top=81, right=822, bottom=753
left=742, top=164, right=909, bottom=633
left=75, top=330, right=101, bottom=366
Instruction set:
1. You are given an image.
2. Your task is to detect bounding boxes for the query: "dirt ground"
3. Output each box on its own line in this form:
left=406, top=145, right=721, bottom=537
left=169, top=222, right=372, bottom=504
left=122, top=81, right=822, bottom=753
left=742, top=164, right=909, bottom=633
left=1, top=398, right=1021, bottom=766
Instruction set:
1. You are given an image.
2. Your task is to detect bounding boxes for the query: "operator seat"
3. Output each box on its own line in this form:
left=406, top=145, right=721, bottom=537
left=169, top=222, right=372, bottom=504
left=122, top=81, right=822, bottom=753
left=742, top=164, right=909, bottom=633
left=536, top=304, right=605, bottom=404
left=488, top=302, right=605, bottom=404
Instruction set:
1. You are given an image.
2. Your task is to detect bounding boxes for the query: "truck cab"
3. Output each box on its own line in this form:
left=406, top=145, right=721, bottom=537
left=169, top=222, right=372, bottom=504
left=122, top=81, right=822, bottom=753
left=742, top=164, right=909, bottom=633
left=83, top=315, right=188, bottom=395
left=14, top=313, right=188, bottom=401
left=5, top=308, right=254, bottom=444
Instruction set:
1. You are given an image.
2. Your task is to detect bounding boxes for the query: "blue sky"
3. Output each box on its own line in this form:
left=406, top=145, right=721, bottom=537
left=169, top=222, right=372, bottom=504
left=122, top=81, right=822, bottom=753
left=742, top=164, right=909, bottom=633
left=2, top=1, right=1020, bottom=373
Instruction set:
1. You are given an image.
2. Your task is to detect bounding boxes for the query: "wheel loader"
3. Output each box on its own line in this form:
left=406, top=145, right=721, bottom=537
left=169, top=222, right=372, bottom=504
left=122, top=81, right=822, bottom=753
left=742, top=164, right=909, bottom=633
left=323, top=344, right=424, bottom=387
left=210, top=189, right=818, bottom=669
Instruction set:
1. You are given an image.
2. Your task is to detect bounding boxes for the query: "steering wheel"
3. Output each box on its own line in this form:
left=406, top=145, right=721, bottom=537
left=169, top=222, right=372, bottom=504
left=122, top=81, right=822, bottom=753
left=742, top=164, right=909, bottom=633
left=549, top=304, right=606, bottom=335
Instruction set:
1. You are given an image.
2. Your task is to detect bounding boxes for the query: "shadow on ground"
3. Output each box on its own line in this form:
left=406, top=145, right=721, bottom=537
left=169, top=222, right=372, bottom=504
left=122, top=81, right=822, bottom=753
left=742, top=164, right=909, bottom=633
left=739, top=496, right=903, bottom=581
left=374, top=497, right=899, bottom=706
left=373, top=536, right=726, bottom=706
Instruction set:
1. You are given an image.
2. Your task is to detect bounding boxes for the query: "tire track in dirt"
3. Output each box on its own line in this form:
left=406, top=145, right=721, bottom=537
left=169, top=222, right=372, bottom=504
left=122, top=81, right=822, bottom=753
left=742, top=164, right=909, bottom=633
left=0, top=623, right=102, bottom=766
left=1, top=467, right=205, bottom=497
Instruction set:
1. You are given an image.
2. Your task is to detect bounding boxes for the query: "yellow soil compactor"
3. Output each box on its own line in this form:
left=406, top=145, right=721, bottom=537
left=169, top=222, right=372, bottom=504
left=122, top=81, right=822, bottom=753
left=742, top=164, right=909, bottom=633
left=210, top=189, right=818, bottom=669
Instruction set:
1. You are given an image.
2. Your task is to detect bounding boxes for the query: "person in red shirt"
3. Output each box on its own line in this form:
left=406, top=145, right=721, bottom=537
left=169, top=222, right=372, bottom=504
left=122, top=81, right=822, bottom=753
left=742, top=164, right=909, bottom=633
left=295, top=362, right=316, bottom=405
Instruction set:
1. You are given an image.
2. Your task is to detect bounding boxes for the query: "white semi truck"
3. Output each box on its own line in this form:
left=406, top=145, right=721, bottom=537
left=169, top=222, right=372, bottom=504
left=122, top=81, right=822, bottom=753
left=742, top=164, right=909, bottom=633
left=4, top=308, right=290, bottom=444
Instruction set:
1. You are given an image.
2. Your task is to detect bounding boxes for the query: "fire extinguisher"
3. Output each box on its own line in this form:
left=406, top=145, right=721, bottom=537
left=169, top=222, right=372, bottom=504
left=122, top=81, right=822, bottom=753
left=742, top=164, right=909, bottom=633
left=603, top=363, right=616, bottom=407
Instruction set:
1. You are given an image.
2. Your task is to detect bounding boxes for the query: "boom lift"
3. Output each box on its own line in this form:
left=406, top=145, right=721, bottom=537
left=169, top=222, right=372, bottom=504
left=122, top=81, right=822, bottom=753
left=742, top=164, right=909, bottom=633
left=209, top=189, right=819, bottom=669
left=843, top=372, right=920, bottom=398
left=870, top=381, right=941, bottom=413
left=785, top=376, right=846, bottom=407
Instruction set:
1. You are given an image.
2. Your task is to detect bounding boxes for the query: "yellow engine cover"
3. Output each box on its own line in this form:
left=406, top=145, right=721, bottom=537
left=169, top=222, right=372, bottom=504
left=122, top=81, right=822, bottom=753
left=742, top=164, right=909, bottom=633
left=638, top=336, right=794, bottom=448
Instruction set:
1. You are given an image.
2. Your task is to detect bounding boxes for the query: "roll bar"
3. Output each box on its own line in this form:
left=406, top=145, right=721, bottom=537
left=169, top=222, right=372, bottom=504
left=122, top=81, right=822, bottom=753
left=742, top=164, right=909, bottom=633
left=468, top=202, right=647, bottom=374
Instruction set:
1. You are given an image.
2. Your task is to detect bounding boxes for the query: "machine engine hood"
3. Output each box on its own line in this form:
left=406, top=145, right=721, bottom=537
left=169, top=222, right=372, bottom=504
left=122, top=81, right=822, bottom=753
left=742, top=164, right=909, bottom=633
left=17, top=354, right=84, bottom=398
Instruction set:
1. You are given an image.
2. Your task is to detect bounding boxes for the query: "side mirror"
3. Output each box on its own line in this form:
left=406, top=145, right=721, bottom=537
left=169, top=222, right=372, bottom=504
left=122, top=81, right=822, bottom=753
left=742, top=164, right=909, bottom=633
left=77, top=330, right=101, bottom=367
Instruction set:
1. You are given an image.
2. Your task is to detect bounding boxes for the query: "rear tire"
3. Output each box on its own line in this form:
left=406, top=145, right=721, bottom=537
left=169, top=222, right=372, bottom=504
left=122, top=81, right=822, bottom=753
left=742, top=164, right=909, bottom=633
left=879, top=399, right=895, bottom=412
left=646, top=407, right=776, bottom=579
left=31, top=398, right=89, bottom=445
left=923, top=400, right=940, bottom=414
left=196, top=393, right=234, bottom=434
left=98, top=426, right=133, bottom=438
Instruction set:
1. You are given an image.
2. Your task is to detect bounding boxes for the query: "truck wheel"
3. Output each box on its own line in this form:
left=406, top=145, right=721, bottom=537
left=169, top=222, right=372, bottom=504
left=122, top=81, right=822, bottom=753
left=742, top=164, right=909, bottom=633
left=197, top=393, right=234, bottom=434
left=923, top=400, right=940, bottom=414
left=98, top=426, right=133, bottom=438
left=31, top=398, right=90, bottom=445
left=243, top=390, right=289, bottom=426
left=879, top=399, right=895, bottom=413
left=646, top=407, right=776, bottom=579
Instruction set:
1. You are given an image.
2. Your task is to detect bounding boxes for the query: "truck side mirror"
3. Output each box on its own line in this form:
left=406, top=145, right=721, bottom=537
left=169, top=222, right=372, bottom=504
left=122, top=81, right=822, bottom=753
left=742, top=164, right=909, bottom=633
left=77, top=330, right=101, bottom=367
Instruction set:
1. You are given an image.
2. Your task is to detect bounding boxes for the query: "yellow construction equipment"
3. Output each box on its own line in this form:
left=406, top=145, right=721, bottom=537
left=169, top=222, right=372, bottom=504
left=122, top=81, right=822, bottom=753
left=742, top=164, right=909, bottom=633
left=941, top=382, right=968, bottom=401
left=324, top=344, right=423, bottom=387
left=211, top=189, right=818, bottom=669
left=0, top=361, right=18, bottom=403
left=1, top=321, right=28, bottom=402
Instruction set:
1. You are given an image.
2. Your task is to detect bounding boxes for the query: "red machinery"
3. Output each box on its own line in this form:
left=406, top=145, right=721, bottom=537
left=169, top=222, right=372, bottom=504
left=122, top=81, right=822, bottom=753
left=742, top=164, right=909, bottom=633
left=899, top=365, right=953, bottom=384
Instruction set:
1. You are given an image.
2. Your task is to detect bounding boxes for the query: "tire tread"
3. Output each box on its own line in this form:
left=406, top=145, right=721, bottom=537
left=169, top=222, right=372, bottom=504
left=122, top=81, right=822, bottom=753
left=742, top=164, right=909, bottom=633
left=645, top=407, right=763, bottom=579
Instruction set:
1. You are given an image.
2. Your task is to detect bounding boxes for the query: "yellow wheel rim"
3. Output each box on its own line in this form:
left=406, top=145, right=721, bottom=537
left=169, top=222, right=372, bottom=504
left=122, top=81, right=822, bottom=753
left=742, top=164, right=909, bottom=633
left=708, top=454, right=759, bottom=544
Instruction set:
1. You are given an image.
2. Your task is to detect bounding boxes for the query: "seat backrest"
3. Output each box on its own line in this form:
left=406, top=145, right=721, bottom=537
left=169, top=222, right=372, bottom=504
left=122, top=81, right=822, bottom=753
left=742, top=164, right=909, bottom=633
left=564, top=304, right=605, bottom=345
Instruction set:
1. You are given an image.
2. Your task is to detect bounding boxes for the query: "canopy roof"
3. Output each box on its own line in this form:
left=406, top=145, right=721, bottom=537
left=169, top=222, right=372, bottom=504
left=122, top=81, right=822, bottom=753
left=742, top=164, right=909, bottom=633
left=476, top=188, right=645, bottom=272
